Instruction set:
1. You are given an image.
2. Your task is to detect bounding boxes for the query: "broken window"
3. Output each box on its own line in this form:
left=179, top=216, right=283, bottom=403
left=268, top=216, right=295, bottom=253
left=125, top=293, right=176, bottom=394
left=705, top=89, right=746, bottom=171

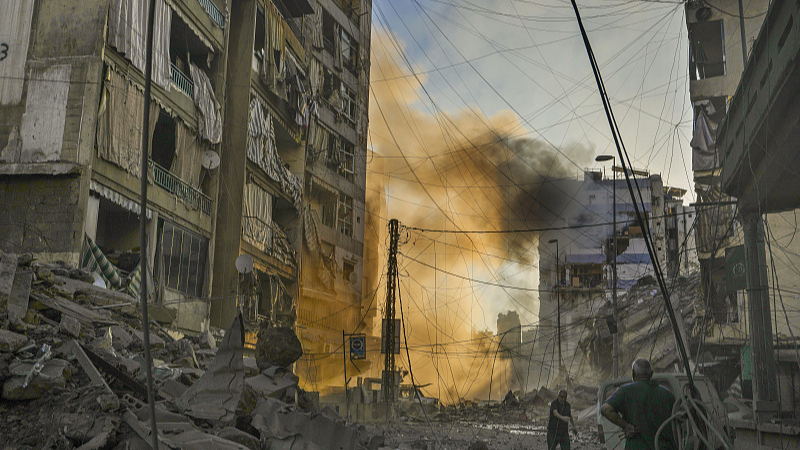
left=337, top=193, right=353, bottom=237
left=322, top=9, right=335, bottom=54
left=151, top=110, right=176, bottom=170
left=169, top=9, right=213, bottom=98
left=254, top=6, right=267, bottom=73
left=689, top=20, right=725, bottom=80
left=341, top=29, right=358, bottom=73
left=340, top=83, right=356, bottom=122
left=339, top=139, right=355, bottom=181
left=343, top=261, right=355, bottom=285
left=158, top=219, right=208, bottom=297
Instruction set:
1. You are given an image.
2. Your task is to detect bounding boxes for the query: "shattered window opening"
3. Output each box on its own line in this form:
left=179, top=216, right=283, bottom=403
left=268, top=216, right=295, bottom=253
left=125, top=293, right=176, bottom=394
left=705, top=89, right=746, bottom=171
left=158, top=219, right=209, bottom=297
left=689, top=20, right=726, bottom=80
left=337, top=193, right=353, bottom=237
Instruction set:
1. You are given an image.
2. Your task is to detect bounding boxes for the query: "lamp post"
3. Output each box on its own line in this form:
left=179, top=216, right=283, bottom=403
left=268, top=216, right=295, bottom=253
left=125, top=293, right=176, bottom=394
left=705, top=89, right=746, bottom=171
left=596, top=155, right=619, bottom=378
left=547, top=238, right=562, bottom=373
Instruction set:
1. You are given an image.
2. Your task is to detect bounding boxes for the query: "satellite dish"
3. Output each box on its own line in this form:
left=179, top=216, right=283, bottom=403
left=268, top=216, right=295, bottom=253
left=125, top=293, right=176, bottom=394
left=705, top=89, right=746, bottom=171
left=202, top=150, right=220, bottom=170
left=235, top=255, right=254, bottom=274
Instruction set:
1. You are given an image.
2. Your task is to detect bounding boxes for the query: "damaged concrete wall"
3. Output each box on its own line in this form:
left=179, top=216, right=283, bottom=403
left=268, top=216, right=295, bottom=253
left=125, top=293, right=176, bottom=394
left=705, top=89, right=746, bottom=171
left=0, top=0, right=108, bottom=263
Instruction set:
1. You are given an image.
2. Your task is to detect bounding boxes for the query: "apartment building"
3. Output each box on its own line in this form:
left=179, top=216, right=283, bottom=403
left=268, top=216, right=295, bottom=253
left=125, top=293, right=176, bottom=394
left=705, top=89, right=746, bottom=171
left=535, top=169, right=693, bottom=385
left=294, top=0, right=374, bottom=388
left=0, top=0, right=227, bottom=331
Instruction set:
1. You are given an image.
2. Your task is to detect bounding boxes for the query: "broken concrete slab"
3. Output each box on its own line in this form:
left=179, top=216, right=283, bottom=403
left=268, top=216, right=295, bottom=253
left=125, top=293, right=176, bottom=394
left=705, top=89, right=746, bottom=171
left=67, top=340, right=113, bottom=395
left=30, top=292, right=116, bottom=326
left=2, top=358, right=70, bottom=400
left=149, top=304, right=177, bottom=324
left=176, top=314, right=244, bottom=422
left=76, top=431, right=110, bottom=450
left=255, top=326, right=303, bottom=369
left=8, top=269, right=33, bottom=322
left=243, top=370, right=298, bottom=403
left=129, top=328, right=165, bottom=348
left=0, top=252, right=17, bottom=306
left=109, top=324, right=134, bottom=350
left=59, top=413, right=118, bottom=442
left=59, top=314, right=82, bottom=338
left=0, top=329, right=29, bottom=353
left=251, top=398, right=360, bottom=450
left=217, top=427, right=261, bottom=450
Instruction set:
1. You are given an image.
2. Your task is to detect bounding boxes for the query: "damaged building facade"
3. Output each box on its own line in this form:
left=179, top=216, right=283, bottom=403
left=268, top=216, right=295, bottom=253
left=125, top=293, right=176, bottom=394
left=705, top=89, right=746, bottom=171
left=689, top=0, right=800, bottom=424
left=535, top=169, right=695, bottom=386
left=0, top=0, right=227, bottom=332
left=0, top=0, right=375, bottom=388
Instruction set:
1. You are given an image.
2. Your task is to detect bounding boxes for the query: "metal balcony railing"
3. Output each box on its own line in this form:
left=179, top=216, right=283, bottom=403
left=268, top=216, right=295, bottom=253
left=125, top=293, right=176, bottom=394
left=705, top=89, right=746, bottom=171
left=196, top=0, right=225, bottom=28
left=149, top=159, right=212, bottom=215
left=170, top=63, right=194, bottom=98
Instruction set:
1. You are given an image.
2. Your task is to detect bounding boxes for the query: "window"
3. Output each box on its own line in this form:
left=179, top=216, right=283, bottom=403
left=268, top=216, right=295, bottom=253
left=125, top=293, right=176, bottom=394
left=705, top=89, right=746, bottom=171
left=343, top=261, right=355, bottom=284
left=689, top=20, right=725, bottom=80
left=151, top=111, right=176, bottom=170
left=158, top=219, right=209, bottom=297
left=340, top=139, right=355, bottom=181
left=337, top=193, right=353, bottom=237
left=340, top=83, right=356, bottom=122
left=341, top=29, right=358, bottom=73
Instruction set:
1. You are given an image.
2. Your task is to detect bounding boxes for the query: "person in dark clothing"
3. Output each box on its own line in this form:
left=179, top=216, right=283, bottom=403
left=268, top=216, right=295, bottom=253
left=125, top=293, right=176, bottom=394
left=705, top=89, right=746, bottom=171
left=600, top=358, right=677, bottom=450
left=547, top=389, right=576, bottom=450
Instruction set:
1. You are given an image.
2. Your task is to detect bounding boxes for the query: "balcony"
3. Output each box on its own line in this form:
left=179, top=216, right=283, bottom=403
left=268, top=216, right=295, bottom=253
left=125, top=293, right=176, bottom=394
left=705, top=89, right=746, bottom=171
left=149, top=159, right=212, bottom=214
left=196, top=0, right=225, bottom=28
left=242, top=216, right=298, bottom=270
left=170, top=63, right=194, bottom=98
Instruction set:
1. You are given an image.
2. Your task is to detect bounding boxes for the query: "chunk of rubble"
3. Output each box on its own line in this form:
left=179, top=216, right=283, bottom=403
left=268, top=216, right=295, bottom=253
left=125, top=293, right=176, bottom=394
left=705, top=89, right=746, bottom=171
left=250, top=397, right=361, bottom=450
left=2, top=358, right=70, bottom=400
left=255, top=325, right=303, bottom=369
left=59, top=314, right=82, bottom=338
left=175, top=314, right=244, bottom=422
left=0, top=329, right=28, bottom=353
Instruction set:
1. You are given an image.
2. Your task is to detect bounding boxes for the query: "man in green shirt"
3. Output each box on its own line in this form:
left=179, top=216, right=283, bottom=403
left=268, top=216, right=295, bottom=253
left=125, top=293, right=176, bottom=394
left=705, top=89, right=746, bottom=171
left=600, top=358, right=676, bottom=450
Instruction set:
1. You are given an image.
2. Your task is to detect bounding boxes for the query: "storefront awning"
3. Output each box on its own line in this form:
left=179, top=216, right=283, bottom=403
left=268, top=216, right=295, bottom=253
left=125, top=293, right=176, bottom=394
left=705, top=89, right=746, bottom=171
left=91, top=180, right=153, bottom=219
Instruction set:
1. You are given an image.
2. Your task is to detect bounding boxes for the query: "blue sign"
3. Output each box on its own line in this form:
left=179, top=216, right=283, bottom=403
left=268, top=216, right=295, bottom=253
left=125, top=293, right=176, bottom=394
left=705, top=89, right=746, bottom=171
left=350, top=335, right=366, bottom=360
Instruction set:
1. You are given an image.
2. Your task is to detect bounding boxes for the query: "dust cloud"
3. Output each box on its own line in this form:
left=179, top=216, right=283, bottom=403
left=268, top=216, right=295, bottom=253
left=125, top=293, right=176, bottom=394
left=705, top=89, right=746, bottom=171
left=366, top=32, right=593, bottom=402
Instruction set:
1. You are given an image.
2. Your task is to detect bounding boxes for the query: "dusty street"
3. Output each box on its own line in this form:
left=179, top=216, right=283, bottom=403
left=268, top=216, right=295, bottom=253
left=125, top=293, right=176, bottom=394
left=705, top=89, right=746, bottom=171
left=364, top=415, right=603, bottom=450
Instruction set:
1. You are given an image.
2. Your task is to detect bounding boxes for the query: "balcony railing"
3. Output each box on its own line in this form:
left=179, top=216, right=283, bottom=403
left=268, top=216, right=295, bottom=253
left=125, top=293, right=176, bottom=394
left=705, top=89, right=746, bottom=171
left=197, top=0, right=225, bottom=28
left=149, top=159, right=212, bottom=215
left=170, top=63, right=194, bottom=98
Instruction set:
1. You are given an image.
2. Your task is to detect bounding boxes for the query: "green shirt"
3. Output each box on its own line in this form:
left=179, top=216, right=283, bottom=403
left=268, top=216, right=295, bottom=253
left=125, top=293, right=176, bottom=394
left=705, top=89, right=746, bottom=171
left=606, top=380, right=676, bottom=450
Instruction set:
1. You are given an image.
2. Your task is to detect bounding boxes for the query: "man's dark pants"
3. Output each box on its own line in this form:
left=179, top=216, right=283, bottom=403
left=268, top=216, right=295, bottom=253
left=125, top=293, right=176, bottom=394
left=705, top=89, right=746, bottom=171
left=546, top=431, right=570, bottom=450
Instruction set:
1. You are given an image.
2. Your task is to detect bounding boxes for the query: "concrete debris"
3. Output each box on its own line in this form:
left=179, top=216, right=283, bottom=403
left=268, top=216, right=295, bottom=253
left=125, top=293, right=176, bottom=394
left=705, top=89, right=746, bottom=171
left=2, top=358, right=69, bottom=400
left=0, top=329, right=28, bottom=353
left=59, top=313, right=82, bottom=338
left=176, top=314, right=244, bottom=422
left=255, top=325, right=303, bottom=369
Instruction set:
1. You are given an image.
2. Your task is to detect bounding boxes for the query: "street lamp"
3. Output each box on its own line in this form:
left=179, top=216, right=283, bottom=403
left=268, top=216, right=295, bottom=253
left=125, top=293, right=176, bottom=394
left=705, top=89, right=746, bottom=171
left=547, top=238, right=562, bottom=373
left=595, top=155, right=619, bottom=378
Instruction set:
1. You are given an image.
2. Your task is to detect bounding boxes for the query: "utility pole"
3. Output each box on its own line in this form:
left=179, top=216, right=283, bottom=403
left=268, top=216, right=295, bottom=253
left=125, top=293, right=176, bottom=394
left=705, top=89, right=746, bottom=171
left=596, top=155, right=619, bottom=378
left=383, top=219, right=400, bottom=418
left=741, top=212, right=778, bottom=421
left=548, top=239, right=562, bottom=374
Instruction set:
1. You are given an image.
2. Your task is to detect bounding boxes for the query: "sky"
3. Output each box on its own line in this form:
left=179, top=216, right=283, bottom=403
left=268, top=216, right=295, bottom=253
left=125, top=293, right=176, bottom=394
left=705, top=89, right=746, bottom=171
left=364, top=0, right=695, bottom=397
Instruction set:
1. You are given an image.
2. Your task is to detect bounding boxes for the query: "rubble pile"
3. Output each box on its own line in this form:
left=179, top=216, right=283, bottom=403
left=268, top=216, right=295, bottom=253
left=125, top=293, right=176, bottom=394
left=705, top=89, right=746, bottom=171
left=0, top=252, right=378, bottom=450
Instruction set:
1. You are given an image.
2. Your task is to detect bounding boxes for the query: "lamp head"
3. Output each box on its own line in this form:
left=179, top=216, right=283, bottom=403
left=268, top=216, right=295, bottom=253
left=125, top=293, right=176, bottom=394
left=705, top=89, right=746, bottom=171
left=548, top=239, right=558, bottom=244
left=595, top=155, right=614, bottom=162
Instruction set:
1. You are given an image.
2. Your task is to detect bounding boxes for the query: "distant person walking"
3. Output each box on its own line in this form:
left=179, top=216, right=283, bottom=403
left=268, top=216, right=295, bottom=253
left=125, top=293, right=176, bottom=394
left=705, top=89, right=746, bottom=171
left=600, top=358, right=677, bottom=450
left=547, top=389, right=576, bottom=450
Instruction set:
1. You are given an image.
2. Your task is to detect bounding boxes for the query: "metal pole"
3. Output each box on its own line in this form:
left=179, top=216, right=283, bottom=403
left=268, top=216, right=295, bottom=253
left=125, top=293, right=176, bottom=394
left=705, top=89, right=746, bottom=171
left=742, top=212, right=778, bottom=420
left=139, top=0, right=159, bottom=447
left=611, top=164, right=619, bottom=378
left=738, top=0, right=748, bottom=67
left=343, top=331, right=349, bottom=422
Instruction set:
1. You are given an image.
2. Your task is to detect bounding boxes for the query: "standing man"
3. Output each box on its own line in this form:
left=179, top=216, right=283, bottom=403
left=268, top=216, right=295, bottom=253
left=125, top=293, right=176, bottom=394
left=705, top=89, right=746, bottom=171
left=600, top=358, right=676, bottom=450
left=547, top=389, right=576, bottom=450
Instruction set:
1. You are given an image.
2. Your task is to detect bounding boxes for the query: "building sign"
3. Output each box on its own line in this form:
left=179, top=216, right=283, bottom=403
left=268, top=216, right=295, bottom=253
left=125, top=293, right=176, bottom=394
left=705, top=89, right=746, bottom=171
left=349, top=334, right=366, bottom=360
left=726, top=245, right=746, bottom=292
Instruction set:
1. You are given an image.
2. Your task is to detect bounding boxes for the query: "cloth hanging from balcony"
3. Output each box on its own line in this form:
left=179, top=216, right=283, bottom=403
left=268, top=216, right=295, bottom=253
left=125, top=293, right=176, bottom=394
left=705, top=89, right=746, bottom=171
left=171, top=121, right=204, bottom=188
left=108, top=0, right=171, bottom=89
left=309, top=122, right=329, bottom=162
left=303, top=205, right=319, bottom=253
left=312, top=1, right=324, bottom=48
left=309, top=58, right=324, bottom=95
left=691, top=102, right=719, bottom=172
left=333, top=23, right=343, bottom=70
left=243, top=182, right=274, bottom=254
left=264, top=2, right=285, bottom=90
left=189, top=63, right=222, bottom=144
left=96, top=68, right=159, bottom=178
left=247, top=97, right=303, bottom=212
left=695, top=184, right=737, bottom=259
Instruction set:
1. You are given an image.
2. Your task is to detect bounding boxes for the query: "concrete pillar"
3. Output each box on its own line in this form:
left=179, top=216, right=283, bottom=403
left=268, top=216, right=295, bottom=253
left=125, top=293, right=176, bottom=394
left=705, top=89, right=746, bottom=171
left=741, top=211, right=778, bottom=420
